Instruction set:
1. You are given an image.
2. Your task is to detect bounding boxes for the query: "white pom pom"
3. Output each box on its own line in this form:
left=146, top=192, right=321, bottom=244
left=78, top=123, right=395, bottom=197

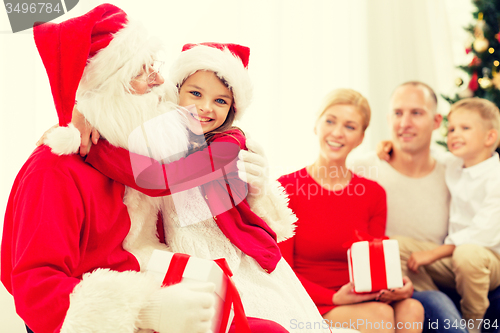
left=45, top=123, right=81, bottom=156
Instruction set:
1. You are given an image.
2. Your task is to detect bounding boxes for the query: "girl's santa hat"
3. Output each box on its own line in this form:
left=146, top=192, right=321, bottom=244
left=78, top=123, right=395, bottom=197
left=34, top=3, right=162, bottom=127
left=169, top=42, right=253, bottom=121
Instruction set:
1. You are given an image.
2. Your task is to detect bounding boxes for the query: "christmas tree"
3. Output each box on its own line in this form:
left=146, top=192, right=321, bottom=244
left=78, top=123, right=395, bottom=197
left=443, top=0, right=500, bottom=155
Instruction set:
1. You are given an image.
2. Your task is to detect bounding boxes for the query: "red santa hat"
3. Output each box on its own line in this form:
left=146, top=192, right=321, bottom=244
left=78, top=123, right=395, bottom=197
left=34, top=3, right=161, bottom=126
left=169, top=42, right=253, bottom=121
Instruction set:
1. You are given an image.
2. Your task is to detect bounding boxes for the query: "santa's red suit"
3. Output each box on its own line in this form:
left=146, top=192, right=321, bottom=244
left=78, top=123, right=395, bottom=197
left=1, top=145, right=156, bottom=333
left=1, top=5, right=295, bottom=333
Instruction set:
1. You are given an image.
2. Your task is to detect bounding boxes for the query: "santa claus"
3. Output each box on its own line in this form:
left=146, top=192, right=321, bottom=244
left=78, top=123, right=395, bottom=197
left=2, top=4, right=216, bottom=333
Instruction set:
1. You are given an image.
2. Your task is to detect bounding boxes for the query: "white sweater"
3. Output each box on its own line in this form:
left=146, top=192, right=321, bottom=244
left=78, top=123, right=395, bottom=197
left=349, top=152, right=450, bottom=245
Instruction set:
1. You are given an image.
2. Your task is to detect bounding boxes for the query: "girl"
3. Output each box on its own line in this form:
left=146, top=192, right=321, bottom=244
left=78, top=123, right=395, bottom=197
left=278, top=88, right=424, bottom=333
left=77, top=43, right=331, bottom=333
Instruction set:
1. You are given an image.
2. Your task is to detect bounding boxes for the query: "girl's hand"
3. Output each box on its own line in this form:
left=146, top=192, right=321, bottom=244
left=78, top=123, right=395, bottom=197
left=332, top=282, right=379, bottom=305
left=376, top=276, right=414, bottom=303
left=407, top=250, right=435, bottom=273
left=376, top=140, right=393, bottom=161
left=36, top=124, right=59, bottom=146
left=72, top=106, right=100, bottom=156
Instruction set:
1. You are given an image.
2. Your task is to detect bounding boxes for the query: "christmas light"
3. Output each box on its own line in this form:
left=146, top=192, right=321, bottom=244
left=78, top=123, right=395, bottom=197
left=495, top=60, right=500, bottom=67
left=489, top=48, right=495, bottom=54
left=480, top=77, right=492, bottom=89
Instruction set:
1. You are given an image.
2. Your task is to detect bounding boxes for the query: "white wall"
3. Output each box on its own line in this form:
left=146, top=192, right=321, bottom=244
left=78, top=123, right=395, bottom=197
left=0, top=0, right=474, bottom=329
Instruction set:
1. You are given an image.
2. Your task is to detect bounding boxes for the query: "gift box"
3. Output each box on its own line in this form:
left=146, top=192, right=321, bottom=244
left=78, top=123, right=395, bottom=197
left=147, top=250, right=250, bottom=333
left=347, top=239, right=403, bottom=293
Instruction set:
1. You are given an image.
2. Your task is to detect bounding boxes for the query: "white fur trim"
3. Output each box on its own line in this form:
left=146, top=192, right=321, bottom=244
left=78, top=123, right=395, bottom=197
left=169, top=45, right=253, bottom=120
left=123, top=188, right=170, bottom=269
left=248, top=180, right=297, bottom=242
left=61, top=269, right=160, bottom=333
left=44, top=123, right=80, bottom=155
left=78, top=19, right=163, bottom=97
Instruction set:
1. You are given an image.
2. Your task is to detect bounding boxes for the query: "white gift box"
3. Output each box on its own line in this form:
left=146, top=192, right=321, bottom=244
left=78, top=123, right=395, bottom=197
left=147, top=250, right=234, bottom=333
left=347, top=239, right=403, bottom=293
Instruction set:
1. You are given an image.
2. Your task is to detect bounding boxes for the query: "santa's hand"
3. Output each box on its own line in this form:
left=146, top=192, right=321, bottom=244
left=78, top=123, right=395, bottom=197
left=237, top=138, right=269, bottom=199
left=138, top=282, right=216, bottom=333
left=71, top=106, right=100, bottom=157
left=36, top=124, right=59, bottom=146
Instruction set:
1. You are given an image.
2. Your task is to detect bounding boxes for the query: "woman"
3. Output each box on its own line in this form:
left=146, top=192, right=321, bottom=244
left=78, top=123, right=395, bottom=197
left=278, top=88, right=424, bottom=333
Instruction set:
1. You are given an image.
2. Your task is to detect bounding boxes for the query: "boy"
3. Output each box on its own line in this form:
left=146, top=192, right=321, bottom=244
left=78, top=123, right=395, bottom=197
left=406, top=97, right=500, bottom=332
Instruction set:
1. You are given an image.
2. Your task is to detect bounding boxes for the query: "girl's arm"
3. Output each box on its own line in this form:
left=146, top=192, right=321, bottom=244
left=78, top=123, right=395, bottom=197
left=85, top=130, right=244, bottom=197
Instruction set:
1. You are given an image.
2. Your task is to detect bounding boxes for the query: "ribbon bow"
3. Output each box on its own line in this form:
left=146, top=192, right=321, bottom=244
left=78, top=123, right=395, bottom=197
left=162, top=253, right=251, bottom=333
left=342, top=229, right=389, bottom=249
left=344, top=230, right=390, bottom=293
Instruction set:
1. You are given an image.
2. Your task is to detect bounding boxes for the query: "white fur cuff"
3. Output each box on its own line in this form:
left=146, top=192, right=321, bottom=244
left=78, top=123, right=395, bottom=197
left=61, top=269, right=160, bottom=333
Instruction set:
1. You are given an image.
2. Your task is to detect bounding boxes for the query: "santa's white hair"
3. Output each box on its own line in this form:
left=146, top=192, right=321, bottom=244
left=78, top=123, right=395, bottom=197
left=46, top=19, right=186, bottom=157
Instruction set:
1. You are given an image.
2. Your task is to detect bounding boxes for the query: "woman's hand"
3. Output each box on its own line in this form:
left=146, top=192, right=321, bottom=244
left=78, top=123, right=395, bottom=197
left=407, top=250, right=436, bottom=273
left=72, top=106, right=100, bottom=156
left=376, top=276, right=414, bottom=303
left=36, top=124, right=59, bottom=146
left=332, top=282, right=379, bottom=305
left=376, top=140, right=393, bottom=161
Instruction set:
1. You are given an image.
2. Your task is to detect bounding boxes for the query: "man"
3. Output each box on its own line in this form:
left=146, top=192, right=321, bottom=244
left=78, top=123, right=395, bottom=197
left=351, top=82, right=449, bottom=248
left=1, top=5, right=215, bottom=333
left=349, top=81, right=499, bottom=332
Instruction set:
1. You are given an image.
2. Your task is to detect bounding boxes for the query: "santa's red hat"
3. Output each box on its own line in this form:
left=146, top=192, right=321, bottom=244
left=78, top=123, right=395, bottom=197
left=34, top=3, right=161, bottom=126
left=169, top=42, right=253, bottom=121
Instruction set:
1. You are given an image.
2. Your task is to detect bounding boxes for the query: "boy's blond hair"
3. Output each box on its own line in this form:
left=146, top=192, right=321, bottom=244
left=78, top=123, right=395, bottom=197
left=449, top=97, right=500, bottom=151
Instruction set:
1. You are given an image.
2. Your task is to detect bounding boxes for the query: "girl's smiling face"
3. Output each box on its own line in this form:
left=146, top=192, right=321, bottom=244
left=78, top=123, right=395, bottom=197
left=178, top=70, right=233, bottom=135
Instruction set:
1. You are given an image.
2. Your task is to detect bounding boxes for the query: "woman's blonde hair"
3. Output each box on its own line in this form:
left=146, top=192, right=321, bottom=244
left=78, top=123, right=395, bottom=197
left=316, top=88, right=371, bottom=131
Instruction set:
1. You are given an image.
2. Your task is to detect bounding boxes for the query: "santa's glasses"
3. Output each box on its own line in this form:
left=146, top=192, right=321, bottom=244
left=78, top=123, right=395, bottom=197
left=134, top=61, right=164, bottom=84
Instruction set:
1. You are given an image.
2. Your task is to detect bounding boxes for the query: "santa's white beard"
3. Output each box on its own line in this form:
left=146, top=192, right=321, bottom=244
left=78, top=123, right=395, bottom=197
left=77, top=86, right=190, bottom=161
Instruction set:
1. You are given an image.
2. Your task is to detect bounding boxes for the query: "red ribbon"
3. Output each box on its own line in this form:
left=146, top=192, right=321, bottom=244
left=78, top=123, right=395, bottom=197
left=162, top=253, right=190, bottom=286
left=163, top=253, right=250, bottom=333
left=369, top=240, right=388, bottom=291
left=214, top=259, right=251, bottom=333
left=345, top=230, right=389, bottom=292
left=342, top=229, right=389, bottom=248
